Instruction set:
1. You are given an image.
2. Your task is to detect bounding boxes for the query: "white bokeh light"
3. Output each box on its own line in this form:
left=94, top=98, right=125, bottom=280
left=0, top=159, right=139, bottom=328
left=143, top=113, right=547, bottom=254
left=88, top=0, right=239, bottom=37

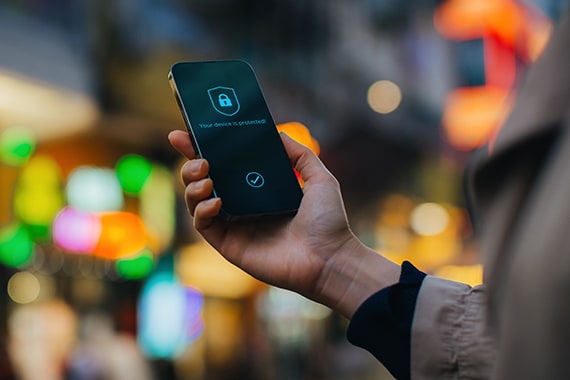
left=66, top=166, right=124, bottom=212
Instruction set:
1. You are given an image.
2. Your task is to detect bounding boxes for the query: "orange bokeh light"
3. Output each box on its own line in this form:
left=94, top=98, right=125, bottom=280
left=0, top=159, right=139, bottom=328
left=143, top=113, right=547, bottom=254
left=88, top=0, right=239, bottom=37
left=434, top=0, right=551, bottom=150
left=442, top=86, right=512, bottom=151
left=434, top=0, right=522, bottom=44
left=435, top=0, right=551, bottom=60
left=92, top=211, right=147, bottom=260
left=277, top=122, right=320, bottom=155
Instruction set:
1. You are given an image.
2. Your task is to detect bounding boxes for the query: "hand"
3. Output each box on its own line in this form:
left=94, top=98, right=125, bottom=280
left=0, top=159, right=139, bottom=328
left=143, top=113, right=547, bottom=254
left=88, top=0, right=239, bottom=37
left=168, top=129, right=399, bottom=318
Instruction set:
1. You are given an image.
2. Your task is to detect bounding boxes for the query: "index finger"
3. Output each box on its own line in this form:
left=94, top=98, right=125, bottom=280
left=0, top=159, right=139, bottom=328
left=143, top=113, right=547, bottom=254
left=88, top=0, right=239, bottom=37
left=168, top=130, right=197, bottom=159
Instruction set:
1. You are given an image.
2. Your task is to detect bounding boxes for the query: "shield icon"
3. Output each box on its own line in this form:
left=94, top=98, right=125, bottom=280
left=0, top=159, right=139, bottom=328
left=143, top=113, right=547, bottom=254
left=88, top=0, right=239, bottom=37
left=207, top=86, right=240, bottom=116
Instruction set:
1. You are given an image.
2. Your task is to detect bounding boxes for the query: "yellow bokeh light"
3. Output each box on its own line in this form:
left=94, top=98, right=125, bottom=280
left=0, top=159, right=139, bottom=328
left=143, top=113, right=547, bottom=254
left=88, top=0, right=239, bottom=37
left=177, top=241, right=261, bottom=299
left=410, top=202, right=450, bottom=236
left=14, top=155, right=64, bottom=228
left=7, top=271, right=41, bottom=304
left=435, top=264, right=483, bottom=286
left=141, top=165, right=175, bottom=253
left=0, top=69, right=99, bottom=141
left=14, top=189, right=64, bottom=226
left=367, top=80, right=402, bottom=114
left=17, top=155, right=62, bottom=187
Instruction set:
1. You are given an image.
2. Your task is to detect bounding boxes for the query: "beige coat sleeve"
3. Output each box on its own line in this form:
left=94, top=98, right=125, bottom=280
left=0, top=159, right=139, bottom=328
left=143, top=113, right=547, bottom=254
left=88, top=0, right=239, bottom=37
left=410, top=276, right=496, bottom=379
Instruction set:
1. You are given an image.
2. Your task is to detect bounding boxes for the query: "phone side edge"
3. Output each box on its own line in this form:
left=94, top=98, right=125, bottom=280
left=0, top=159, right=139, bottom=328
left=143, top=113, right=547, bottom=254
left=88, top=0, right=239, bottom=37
left=168, top=68, right=203, bottom=160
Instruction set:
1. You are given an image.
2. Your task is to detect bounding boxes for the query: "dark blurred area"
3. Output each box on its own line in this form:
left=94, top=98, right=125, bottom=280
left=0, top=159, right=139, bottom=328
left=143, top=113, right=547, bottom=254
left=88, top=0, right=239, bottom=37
left=0, top=0, right=568, bottom=379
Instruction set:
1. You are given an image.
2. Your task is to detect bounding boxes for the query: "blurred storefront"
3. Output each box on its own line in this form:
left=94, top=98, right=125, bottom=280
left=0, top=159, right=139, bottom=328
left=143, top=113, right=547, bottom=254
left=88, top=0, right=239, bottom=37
left=0, top=1, right=567, bottom=379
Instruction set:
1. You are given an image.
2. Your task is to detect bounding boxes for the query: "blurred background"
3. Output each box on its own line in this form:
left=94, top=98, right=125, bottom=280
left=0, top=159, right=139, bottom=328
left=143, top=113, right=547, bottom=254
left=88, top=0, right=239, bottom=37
left=0, top=0, right=568, bottom=379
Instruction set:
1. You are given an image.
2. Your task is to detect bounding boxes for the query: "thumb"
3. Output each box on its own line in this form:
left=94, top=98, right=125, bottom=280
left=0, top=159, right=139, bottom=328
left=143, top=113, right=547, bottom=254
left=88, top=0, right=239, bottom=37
left=280, top=132, right=332, bottom=185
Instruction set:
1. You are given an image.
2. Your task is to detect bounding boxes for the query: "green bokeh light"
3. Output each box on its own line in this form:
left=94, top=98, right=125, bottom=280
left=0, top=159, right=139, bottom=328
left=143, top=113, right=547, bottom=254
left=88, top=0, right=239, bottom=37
left=116, top=154, right=152, bottom=195
left=0, top=127, right=36, bottom=166
left=116, top=249, right=154, bottom=280
left=0, top=224, right=34, bottom=268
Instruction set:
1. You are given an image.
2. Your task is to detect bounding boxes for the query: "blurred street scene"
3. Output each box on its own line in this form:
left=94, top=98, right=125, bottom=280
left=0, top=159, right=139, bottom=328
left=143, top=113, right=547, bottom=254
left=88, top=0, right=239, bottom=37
left=0, top=0, right=568, bottom=379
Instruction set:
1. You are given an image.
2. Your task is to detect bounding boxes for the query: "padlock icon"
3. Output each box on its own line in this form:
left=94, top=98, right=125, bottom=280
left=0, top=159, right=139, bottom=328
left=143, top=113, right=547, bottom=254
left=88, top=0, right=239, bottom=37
left=218, top=93, right=232, bottom=107
left=208, top=86, right=240, bottom=116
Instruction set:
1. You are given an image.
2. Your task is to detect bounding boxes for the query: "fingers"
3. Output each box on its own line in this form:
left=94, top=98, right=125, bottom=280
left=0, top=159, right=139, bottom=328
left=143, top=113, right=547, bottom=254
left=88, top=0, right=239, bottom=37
left=170, top=129, right=222, bottom=234
left=181, top=159, right=213, bottom=215
left=181, top=158, right=209, bottom=186
left=181, top=159, right=222, bottom=231
left=168, top=130, right=197, bottom=159
left=193, top=197, right=222, bottom=231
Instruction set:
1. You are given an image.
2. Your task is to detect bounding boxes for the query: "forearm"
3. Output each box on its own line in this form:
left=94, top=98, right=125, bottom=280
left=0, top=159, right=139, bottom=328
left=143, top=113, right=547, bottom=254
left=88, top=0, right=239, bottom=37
left=313, top=236, right=401, bottom=319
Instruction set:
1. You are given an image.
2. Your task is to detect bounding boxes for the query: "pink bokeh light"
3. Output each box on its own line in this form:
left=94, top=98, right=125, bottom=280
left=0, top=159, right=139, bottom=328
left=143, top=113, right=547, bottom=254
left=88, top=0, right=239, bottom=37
left=52, top=207, right=101, bottom=254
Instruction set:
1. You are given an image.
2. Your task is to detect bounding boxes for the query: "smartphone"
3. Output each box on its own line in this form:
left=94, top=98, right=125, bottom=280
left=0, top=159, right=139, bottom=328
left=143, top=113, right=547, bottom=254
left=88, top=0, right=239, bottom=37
left=168, top=60, right=303, bottom=220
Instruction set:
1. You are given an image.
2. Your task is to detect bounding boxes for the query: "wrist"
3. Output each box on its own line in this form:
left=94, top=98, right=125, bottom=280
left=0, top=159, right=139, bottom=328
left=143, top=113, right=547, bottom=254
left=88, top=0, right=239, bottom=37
left=313, top=236, right=401, bottom=319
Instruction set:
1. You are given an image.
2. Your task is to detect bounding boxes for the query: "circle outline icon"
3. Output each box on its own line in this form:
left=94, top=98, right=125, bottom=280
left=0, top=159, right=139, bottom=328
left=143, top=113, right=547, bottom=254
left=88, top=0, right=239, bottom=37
left=245, top=172, right=265, bottom=188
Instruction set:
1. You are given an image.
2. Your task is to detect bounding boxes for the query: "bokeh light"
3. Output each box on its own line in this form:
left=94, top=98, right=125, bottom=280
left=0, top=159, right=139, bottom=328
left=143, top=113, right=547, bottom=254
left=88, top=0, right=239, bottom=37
left=367, top=80, right=402, bottom=114
left=0, top=126, right=36, bottom=166
left=183, top=287, right=204, bottom=342
left=0, top=223, right=34, bottom=268
left=442, top=86, right=511, bottom=151
left=263, top=286, right=332, bottom=321
left=14, top=187, right=63, bottom=231
left=92, top=211, right=147, bottom=259
left=14, top=155, right=64, bottom=240
left=277, top=122, right=320, bottom=155
left=434, top=0, right=517, bottom=41
left=410, top=202, right=450, bottom=236
left=7, top=300, right=77, bottom=379
left=276, top=122, right=320, bottom=187
left=138, top=271, right=203, bottom=358
left=7, top=271, right=41, bottom=304
left=258, top=286, right=332, bottom=346
left=52, top=207, right=101, bottom=254
left=140, top=165, right=175, bottom=253
left=434, top=0, right=551, bottom=60
left=435, top=264, right=483, bottom=286
left=177, top=242, right=260, bottom=299
left=17, top=154, right=61, bottom=186
left=116, top=249, right=154, bottom=280
left=116, top=154, right=153, bottom=195
left=66, top=166, right=124, bottom=212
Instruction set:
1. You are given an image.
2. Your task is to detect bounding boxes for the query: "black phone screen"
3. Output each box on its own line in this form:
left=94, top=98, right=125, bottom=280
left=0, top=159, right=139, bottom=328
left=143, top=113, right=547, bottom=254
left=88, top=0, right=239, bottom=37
left=169, top=60, right=303, bottom=219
